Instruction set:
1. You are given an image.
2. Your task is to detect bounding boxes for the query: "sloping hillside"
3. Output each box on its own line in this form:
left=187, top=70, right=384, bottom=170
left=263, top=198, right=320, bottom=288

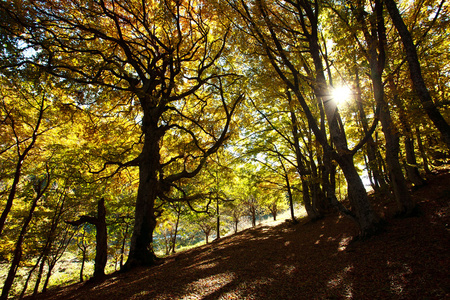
left=29, top=171, right=450, bottom=300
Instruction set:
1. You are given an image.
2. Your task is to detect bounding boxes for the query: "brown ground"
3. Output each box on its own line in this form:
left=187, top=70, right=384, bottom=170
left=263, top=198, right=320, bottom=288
left=30, top=170, right=450, bottom=300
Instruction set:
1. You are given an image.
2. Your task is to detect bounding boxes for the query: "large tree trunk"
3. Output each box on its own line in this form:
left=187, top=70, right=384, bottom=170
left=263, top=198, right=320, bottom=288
left=124, top=117, right=162, bottom=269
left=384, top=0, right=450, bottom=148
left=336, top=154, right=381, bottom=237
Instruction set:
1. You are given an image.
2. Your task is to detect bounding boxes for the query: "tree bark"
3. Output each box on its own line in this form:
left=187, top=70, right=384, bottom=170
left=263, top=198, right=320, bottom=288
left=358, top=0, right=416, bottom=216
left=416, top=126, right=432, bottom=174
left=94, top=198, right=107, bottom=278
left=124, top=116, right=162, bottom=269
left=1, top=176, right=47, bottom=300
left=120, top=222, right=129, bottom=269
left=288, top=93, right=321, bottom=221
left=215, top=197, right=221, bottom=240
left=355, top=67, right=387, bottom=192
left=0, top=98, right=44, bottom=236
left=66, top=198, right=108, bottom=279
left=171, top=208, right=180, bottom=254
left=335, top=154, right=381, bottom=237
left=384, top=0, right=450, bottom=148
left=388, top=77, right=425, bottom=187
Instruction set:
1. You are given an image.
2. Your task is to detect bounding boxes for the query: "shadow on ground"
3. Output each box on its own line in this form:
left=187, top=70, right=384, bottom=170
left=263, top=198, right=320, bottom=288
left=29, top=172, right=450, bottom=300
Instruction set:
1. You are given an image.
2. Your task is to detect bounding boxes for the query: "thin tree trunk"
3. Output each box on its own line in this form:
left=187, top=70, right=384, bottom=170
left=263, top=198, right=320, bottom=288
left=19, top=255, right=41, bottom=299
left=215, top=197, right=220, bottom=240
left=287, top=92, right=321, bottom=221
left=42, top=263, right=55, bottom=293
left=42, top=227, right=75, bottom=293
left=80, top=247, right=86, bottom=282
left=355, top=66, right=387, bottom=192
left=120, top=222, right=129, bottom=269
left=33, top=251, right=48, bottom=295
left=251, top=206, right=256, bottom=227
left=416, top=126, right=432, bottom=174
left=1, top=177, right=47, bottom=300
left=285, top=173, right=297, bottom=223
left=404, top=134, right=426, bottom=186
left=384, top=0, right=450, bottom=148
left=272, top=205, right=277, bottom=221
left=171, top=208, right=180, bottom=253
left=0, top=99, right=45, bottom=236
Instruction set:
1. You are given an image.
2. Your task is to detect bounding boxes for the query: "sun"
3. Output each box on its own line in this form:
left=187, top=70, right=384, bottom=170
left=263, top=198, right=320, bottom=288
left=331, top=86, right=352, bottom=105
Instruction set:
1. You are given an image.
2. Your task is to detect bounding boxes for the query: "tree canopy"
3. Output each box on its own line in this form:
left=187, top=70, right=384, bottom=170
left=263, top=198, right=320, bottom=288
left=0, top=0, right=449, bottom=298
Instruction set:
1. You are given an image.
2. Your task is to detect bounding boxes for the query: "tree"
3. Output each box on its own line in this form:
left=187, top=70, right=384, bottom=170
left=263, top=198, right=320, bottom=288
left=384, top=0, right=450, bottom=148
left=65, top=198, right=108, bottom=280
left=227, top=0, right=382, bottom=237
left=351, top=0, right=415, bottom=215
left=0, top=76, right=47, bottom=236
left=1, top=170, right=50, bottom=300
left=0, top=0, right=243, bottom=269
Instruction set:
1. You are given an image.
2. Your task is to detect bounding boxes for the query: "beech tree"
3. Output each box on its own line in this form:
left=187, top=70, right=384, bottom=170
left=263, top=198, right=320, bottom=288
left=350, top=0, right=415, bottom=215
left=1, top=0, right=242, bottom=268
left=384, top=0, right=450, bottom=148
left=0, top=1, right=449, bottom=295
left=65, top=198, right=108, bottom=280
left=227, top=0, right=382, bottom=237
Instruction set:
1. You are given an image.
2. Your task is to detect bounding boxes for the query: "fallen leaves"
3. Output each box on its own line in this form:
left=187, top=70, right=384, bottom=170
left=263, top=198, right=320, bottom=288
left=28, top=171, right=450, bottom=300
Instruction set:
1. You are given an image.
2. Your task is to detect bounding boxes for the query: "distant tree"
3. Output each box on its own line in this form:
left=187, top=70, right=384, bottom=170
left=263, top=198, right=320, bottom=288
left=196, top=213, right=215, bottom=244
left=65, top=198, right=108, bottom=280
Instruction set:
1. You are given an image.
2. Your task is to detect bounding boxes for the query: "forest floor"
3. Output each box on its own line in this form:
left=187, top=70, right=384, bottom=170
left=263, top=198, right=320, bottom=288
left=28, top=169, right=450, bottom=300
